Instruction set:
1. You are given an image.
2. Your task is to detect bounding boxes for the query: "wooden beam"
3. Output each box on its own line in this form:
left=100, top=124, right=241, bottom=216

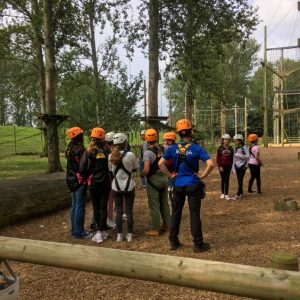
left=0, top=237, right=300, bottom=300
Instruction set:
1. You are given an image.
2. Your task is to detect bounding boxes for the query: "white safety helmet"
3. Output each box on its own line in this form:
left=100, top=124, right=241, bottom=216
left=233, top=134, right=244, bottom=141
left=222, top=134, right=231, bottom=140
left=140, top=130, right=146, bottom=135
left=105, top=132, right=115, bottom=142
left=113, top=133, right=128, bottom=145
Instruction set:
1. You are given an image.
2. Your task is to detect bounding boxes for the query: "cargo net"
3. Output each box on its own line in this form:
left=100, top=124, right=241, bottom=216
left=194, top=106, right=245, bottom=136
left=267, top=47, right=300, bottom=144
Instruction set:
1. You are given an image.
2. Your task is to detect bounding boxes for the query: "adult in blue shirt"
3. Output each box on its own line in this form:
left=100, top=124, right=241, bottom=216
left=158, top=119, right=214, bottom=253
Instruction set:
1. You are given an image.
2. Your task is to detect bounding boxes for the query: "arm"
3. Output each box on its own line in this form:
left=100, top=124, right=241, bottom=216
left=141, top=160, right=150, bottom=177
left=158, top=157, right=175, bottom=179
left=197, top=158, right=214, bottom=180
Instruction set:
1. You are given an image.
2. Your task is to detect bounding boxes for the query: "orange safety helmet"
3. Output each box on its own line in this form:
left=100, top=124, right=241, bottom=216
left=176, top=118, right=192, bottom=132
left=163, top=132, right=176, bottom=141
left=145, top=128, right=158, bottom=142
left=67, top=127, right=83, bottom=139
left=247, top=134, right=258, bottom=142
left=91, top=127, right=105, bottom=139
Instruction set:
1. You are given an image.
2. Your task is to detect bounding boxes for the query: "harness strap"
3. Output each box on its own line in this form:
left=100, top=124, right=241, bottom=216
left=175, top=143, right=199, bottom=174
left=113, top=151, right=131, bottom=193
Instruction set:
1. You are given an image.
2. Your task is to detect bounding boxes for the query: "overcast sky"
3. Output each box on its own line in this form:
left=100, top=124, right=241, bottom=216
left=132, top=0, right=300, bottom=115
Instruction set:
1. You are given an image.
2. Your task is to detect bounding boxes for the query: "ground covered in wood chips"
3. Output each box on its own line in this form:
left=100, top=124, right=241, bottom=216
left=1, top=147, right=300, bottom=300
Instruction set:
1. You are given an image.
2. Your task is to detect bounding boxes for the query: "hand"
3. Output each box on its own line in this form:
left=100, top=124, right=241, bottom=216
left=195, top=172, right=205, bottom=180
left=219, top=166, right=224, bottom=172
left=169, top=172, right=177, bottom=179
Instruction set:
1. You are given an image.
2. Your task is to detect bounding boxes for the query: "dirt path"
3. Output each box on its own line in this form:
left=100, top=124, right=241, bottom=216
left=1, top=147, right=300, bottom=300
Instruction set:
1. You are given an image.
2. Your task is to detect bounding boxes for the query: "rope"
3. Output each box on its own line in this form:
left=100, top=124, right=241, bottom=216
left=0, top=133, right=40, bottom=145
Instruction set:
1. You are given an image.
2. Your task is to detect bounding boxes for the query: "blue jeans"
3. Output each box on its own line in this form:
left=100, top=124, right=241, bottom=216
left=139, top=160, right=147, bottom=187
left=70, top=184, right=87, bottom=237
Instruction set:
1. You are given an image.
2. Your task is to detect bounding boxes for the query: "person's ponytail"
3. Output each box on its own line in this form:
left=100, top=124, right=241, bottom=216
left=110, top=145, right=122, bottom=165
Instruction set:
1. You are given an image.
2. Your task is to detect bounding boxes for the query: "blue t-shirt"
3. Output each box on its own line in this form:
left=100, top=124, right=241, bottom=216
left=163, top=142, right=210, bottom=187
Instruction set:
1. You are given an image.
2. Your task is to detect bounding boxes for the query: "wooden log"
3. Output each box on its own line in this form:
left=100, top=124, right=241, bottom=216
left=273, top=199, right=286, bottom=211
left=270, top=252, right=299, bottom=271
left=0, top=173, right=70, bottom=227
left=285, top=200, right=299, bottom=212
left=0, top=237, right=300, bottom=300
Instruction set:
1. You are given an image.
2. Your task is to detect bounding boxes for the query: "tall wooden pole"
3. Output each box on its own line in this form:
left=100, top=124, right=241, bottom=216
left=244, top=97, right=248, bottom=139
left=168, top=88, right=172, bottom=127
left=144, top=79, right=147, bottom=126
left=0, top=237, right=300, bottom=300
left=220, top=101, right=226, bottom=136
left=263, top=26, right=268, bottom=147
left=280, top=49, right=285, bottom=146
left=210, top=95, right=215, bottom=146
left=234, top=103, right=238, bottom=136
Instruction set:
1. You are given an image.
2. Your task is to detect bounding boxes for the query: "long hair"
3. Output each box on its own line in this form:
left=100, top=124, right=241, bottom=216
left=87, top=138, right=106, bottom=156
left=65, top=133, right=84, bottom=159
left=109, top=143, right=126, bottom=165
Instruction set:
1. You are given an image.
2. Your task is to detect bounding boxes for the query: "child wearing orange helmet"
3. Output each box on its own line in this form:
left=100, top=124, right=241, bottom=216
left=66, top=127, right=89, bottom=239
left=141, top=129, right=170, bottom=236
left=247, top=134, right=262, bottom=195
left=80, top=127, right=111, bottom=244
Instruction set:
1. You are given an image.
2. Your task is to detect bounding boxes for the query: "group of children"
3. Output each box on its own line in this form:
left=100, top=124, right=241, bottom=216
left=216, top=133, right=262, bottom=201
left=65, top=121, right=262, bottom=252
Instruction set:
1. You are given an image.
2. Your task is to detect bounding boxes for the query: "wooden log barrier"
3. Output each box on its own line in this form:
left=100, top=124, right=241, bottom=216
left=0, top=173, right=70, bottom=227
left=0, top=237, right=300, bottom=300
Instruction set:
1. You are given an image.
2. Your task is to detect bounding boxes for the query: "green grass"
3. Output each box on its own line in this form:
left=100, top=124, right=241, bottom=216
left=0, top=126, right=42, bottom=157
left=0, top=155, right=67, bottom=181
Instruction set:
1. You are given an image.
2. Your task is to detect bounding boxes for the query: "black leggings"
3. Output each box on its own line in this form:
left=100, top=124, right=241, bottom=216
left=112, top=189, right=135, bottom=234
left=89, top=184, right=110, bottom=231
left=248, top=164, right=261, bottom=193
left=219, top=165, right=231, bottom=195
left=235, top=166, right=246, bottom=196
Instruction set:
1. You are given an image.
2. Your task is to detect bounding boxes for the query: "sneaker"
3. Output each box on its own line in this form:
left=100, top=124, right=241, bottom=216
left=247, top=190, right=256, bottom=194
left=73, top=235, right=87, bottom=240
left=126, top=233, right=133, bottom=242
left=145, top=230, right=160, bottom=237
left=92, top=232, right=103, bottom=243
left=224, top=195, right=231, bottom=200
left=220, top=194, right=225, bottom=199
left=232, top=195, right=242, bottom=201
left=141, top=185, right=147, bottom=190
left=194, top=241, right=211, bottom=253
left=117, top=233, right=123, bottom=242
left=170, top=239, right=182, bottom=251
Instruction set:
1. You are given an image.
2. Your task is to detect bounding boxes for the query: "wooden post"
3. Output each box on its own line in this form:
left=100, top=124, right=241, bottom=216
left=13, top=125, right=17, bottom=154
left=234, top=103, right=238, bottom=136
left=144, top=79, right=147, bottom=128
left=210, top=95, right=215, bottom=147
left=263, top=26, right=268, bottom=147
left=168, top=88, right=172, bottom=127
left=0, top=237, right=300, bottom=300
left=280, top=49, right=285, bottom=146
left=220, top=101, right=226, bottom=136
left=244, top=97, right=248, bottom=139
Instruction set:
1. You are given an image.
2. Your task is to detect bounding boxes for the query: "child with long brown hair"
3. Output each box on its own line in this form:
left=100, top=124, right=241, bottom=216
left=65, top=127, right=88, bottom=239
left=108, top=133, right=137, bottom=242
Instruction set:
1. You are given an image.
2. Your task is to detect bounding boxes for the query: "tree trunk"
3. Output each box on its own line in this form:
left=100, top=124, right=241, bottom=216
left=43, top=0, right=62, bottom=172
left=148, top=0, right=159, bottom=123
left=0, top=173, right=69, bottom=228
left=89, top=0, right=101, bottom=125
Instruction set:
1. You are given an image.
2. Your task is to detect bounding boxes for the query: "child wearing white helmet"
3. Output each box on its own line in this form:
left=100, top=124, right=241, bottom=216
left=232, top=134, right=250, bottom=200
left=108, top=133, right=137, bottom=242
left=216, top=134, right=233, bottom=200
